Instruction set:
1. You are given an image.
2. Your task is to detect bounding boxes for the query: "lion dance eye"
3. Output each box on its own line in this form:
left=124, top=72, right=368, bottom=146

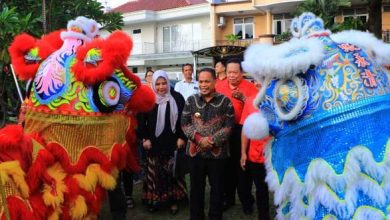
left=93, top=77, right=120, bottom=113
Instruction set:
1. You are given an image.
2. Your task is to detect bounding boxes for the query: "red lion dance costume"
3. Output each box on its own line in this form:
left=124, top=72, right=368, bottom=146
left=0, top=16, right=155, bottom=219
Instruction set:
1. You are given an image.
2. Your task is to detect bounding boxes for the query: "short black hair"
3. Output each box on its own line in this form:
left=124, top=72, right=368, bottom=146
left=198, top=67, right=216, bottom=80
left=182, top=63, right=193, bottom=71
left=215, top=60, right=225, bottom=67
left=144, top=69, right=154, bottom=79
left=226, top=58, right=243, bottom=72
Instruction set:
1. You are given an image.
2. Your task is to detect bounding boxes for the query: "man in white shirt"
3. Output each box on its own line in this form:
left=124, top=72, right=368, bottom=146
left=174, top=63, right=199, bottom=100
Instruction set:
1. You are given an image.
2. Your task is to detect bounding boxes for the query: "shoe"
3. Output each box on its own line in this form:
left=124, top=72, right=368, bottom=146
left=126, top=197, right=135, bottom=209
left=170, top=204, right=179, bottom=215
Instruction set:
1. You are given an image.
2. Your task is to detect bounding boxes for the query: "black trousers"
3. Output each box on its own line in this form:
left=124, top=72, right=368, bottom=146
left=189, top=157, right=227, bottom=220
left=108, top=173, right=127, bottom=220
left=122, top=170, right=134, bottom=197
left=247, top=161, right=270, bottom=220
left=224, top=125, right=254, bottom=209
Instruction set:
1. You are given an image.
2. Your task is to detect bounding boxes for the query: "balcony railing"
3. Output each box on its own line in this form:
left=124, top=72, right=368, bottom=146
left=216, top=38, right=260, bottom=47
left=383, top=30, right=390, bottom=43
left=131, top=40, right=212, bottom=55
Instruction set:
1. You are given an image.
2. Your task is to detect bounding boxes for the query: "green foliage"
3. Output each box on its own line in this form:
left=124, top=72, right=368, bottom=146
left=225, top=34, right=240, bottom=45
left=275, top=31, right=292, bottom=43
left=0, top=6, right=41, bottom=71
left=43, top=0, right=124, bottom=32
left=332, top=17, right=366, bottom=32
left=294, top=0, right=352, bottom=28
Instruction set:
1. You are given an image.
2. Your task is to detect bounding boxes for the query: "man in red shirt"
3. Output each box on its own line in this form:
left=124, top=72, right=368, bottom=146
left=215, top=60, right=227, bottom=90
left=240, top=95, right=272, bottom=220
left=216, top=58, right=258, bottom=214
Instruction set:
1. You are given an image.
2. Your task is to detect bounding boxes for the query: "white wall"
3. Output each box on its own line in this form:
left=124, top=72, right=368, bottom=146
left=156, top=15, right=211, bottom=53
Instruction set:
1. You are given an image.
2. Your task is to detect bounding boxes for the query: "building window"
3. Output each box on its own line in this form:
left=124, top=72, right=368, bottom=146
left=133, top=29, right=141, bottom=34
left=273, top=14, right=293, bottom=35
left=342, top=8, right=368, bottom=23
left=162, top=23, right=202, bottom=52
left=233, top=17, right=254, bottom=39
left=132, top=67, right=138, bottom=73
left=163, top=26, right=178, bottom=52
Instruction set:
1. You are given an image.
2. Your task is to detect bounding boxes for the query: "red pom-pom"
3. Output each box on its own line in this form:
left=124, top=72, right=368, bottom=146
left=8, top=33, right=39, bottom=80
left=72, top=31, right=133, bottom=85
left=40, top=30, right=64, bottom=50
left=126, top=84, right=156, bottom=113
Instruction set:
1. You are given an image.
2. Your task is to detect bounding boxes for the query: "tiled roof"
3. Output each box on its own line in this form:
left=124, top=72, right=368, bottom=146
left=112, top=0, right=208, bottom=13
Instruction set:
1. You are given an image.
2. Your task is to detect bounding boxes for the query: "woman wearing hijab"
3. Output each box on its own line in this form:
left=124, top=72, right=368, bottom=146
left=138, top=70, right=187, bottom=214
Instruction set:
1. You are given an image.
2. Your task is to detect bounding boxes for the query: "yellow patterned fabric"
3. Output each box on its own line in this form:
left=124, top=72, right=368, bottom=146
left=24, top=110, right=130, bottom=162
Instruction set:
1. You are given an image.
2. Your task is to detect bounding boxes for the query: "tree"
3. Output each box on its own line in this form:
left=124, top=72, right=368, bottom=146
left=0, top=6, right=37, bottom=126
left=366, top=0, right=382, bottom=39
left=294, top=0, right=352, bottom=29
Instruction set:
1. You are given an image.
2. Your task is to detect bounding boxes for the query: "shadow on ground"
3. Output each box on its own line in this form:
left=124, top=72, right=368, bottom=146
left=100, top=175, right=276, bottom=220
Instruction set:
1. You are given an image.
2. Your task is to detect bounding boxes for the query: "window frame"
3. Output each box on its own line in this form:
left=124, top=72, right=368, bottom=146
left=342, top=8, right=369, bottom=23
left=272, top=13, right=293, bottom=35
left=233, top=17, right=254, bottom=40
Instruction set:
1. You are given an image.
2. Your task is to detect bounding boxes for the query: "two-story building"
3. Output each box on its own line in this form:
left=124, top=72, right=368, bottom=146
left=210, top=0, right=390, bottom=46
left=112, top=0, right=213, bottom=79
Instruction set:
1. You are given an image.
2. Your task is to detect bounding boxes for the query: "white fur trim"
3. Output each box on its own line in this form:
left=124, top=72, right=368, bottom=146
left=243, top=112, right=269, bottom=140
left=61, top=16, right=99, bottom=42
left=264, top=140, right=390, bottom=219
left=331, top=30, right=390, bottom=66
left=253, top=77, right=271, bottom=107
left=241, top=43, right=272, bottom=81
left=243, top=38, right=324, bottom=79
left=290, top=17, right=300, bottom=38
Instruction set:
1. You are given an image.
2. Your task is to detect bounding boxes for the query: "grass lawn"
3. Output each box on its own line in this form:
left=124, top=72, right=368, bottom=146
left=100, top=175, right=276, bottom=220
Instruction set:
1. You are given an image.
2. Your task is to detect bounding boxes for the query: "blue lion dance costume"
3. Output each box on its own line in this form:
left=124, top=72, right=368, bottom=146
left=242, top=12, right=390, bottom=219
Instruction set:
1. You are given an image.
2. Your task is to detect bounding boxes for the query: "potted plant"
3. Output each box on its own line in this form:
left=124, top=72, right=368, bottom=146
left=225, top=34, right=240, bottom=45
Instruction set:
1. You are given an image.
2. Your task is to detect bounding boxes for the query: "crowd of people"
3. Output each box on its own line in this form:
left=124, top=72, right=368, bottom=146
left=110, top=59, right=271, bottom=220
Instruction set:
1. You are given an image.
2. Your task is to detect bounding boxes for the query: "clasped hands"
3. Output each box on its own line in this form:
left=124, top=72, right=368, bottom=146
left=198, top=137, right=214, bottom=151
left=142, top=138, right=186, bottom=150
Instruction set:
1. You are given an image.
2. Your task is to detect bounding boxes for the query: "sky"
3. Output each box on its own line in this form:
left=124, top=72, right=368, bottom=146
left=97, top=0, right=130, bottom=10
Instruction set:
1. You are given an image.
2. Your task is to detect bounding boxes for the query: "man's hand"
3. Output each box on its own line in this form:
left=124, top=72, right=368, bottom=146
left=143, top=139, right=152, bottom=150
left=232, top=90, right=246, bottom=102
left=199, top=137, right=214, bottom=150
left=240, top=153, right=247, bottom=170
left=177, top=138, right=186, bottom=149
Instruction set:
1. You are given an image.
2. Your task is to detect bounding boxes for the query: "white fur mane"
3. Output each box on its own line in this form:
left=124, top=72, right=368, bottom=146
left=242, top=38, right=324, bottom=79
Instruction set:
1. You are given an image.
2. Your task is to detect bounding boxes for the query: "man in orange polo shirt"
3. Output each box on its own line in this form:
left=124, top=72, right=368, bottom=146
left=216, top=58, right=258, bottom=213
left=240, top=94, right=272, bottom=220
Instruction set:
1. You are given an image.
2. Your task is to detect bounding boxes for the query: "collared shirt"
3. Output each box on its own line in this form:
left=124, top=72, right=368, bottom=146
left=216, top=79, right=258, bottom=124
left=215, top=77, right=227, bottom=91
left=174, top=79, right=199, bottom=100
left=181, top=92, right=235, bottom=159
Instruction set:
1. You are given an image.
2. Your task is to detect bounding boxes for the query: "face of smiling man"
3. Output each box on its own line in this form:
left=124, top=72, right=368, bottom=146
left=198, top=70, right=216, bottom=99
